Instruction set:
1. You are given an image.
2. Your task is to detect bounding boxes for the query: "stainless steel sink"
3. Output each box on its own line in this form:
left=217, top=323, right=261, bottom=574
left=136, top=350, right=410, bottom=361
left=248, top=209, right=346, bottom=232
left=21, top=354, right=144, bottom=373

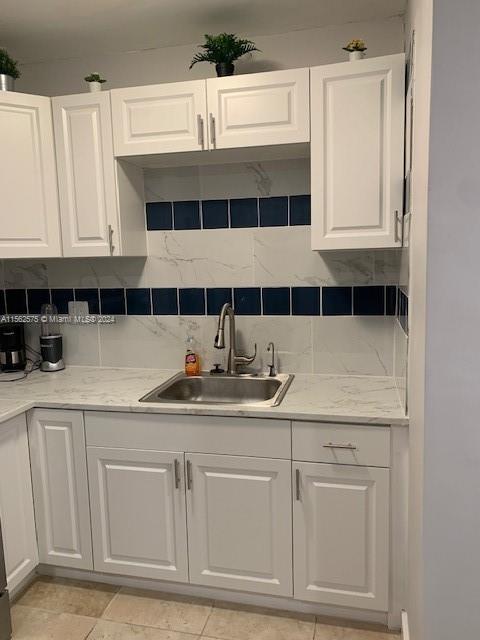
left=139, top=372, right=294, bottom=407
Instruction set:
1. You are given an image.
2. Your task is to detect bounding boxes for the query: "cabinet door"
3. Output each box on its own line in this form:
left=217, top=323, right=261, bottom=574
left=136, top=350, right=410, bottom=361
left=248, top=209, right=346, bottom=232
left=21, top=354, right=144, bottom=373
left=87, top=447, right=188, bottom=582
left=311, top=54, right=405, bottom=250
left=293, top=461, right=389, bottom=611
left=52, top=92, right=119, bottom=257
left=111, top=80, right=207, bottom=156
left=28, top=409, right=92, bottom=570
left=0, top=92, right=61, bottom=258
left=207, top=68, right=310, bottom=149
left=186, top=453, right=292, bottom=596
left=0, top=414, right=38, bottom=591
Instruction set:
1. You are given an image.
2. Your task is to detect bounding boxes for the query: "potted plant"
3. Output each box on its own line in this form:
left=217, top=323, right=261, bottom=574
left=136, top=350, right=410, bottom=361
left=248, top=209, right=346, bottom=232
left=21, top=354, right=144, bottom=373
left=190, top=33, right=260, bottom=77
left=84, top=72, right=107, bottom=92
left=0, top=48, right=20, bottom=92
left=342, top=39, right=367, bottom=61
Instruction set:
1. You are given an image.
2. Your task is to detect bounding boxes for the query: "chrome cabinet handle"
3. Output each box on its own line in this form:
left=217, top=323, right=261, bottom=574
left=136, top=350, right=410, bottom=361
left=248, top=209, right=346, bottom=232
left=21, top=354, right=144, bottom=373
left=197, top=114, right=204, bottom=149
left=186, top=459, right=193, bottom=490
left=174, top=459, right=181, bottom=489
left=295, top=468, right=301, bottom=501
left=108, top=224, right=115, bottom=255
left=209, top=113, right=216, bottom=148
left=394, top=210, right=404, bottom=246
left=323, top=442, right=358, bottom=451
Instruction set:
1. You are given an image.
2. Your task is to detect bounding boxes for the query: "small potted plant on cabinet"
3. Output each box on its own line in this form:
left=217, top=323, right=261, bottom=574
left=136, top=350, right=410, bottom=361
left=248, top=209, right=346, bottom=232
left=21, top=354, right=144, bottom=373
left=190, top=33, right=260, bottom=77
left=0, top=48, right=20, bottom=91
left=84, top=72, right=107, bottom=92
left=342, top=39, right=367, bottom=61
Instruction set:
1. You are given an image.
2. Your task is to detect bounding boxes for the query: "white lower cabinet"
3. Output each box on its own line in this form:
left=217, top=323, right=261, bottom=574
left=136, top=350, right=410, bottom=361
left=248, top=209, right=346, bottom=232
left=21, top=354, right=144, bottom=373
left=28, top=409, right=92, bottom=570
left=293, top=461, right=390, bottom=611
left=186, top=453, right=292, bottom=596
left=87, top=447, right=188, bottom=582
left=0, top=414, right=38, bottom=591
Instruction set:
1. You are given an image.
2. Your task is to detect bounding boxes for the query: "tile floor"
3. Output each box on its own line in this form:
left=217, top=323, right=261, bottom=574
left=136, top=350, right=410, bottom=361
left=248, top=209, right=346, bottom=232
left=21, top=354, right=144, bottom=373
left=11, top=576, right=400, bottom=640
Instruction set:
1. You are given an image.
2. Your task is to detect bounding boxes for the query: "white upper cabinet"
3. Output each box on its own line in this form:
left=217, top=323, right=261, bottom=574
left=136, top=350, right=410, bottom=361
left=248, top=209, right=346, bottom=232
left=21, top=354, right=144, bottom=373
left=186, top=453, right=292, bottom=597
left=207, top=68, right=310, bottom=149
left=0, top=414, right=38, bottom=591
left=111, top=80, right=207, bottom=156
left=28, top=409, right=93, bottom=570
left=0, top=92, right=62, bottom=258
left=310, top=54, right=405, bottom=250
left=53, top=92, right=146, bottom=257
left=293, top=461, right=390, bottom=611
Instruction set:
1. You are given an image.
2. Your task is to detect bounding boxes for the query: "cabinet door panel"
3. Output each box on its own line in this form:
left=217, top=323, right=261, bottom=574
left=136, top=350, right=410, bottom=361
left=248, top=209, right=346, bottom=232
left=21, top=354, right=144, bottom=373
left=311, top=54, right=404, bottom=249
left=28, top=409, right=92, bottom=569
left=293, top=461, right=389, bottom=611
left=111, top=81, right=207, bottom=155
left=207, top=68, right=309, bottom=149
left=88, top=447, right=188, bottom=582
left=0, top=414, right=38, bottom=590
left=0, top=92, right=61, bottom=258
left=53, top=93, right=118, bottom=257
left=187, top=453, right=292, bottom=596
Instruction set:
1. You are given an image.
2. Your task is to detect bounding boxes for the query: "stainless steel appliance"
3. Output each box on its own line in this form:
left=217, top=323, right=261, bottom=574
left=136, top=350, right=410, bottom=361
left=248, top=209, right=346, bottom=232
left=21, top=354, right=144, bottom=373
left=0, top=521, right=12, bottom=640
left=0, top=324, right=26, bottom=372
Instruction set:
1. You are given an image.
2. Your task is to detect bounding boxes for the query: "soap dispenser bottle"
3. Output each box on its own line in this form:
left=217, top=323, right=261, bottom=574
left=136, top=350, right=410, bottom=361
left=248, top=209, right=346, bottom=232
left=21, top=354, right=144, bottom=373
left=185, top=336, right=200, bottom=376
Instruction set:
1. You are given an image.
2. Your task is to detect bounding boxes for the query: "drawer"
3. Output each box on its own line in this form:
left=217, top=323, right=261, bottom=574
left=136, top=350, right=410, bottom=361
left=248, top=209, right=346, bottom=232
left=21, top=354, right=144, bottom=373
left=292, top=421, right=390, bottom=467
left=85, top=411, right=290, bottom=459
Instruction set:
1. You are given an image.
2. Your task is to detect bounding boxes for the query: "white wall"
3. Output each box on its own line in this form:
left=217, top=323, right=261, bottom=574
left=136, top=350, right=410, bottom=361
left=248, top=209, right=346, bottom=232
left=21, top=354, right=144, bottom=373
left=16, top=17, right=404, bottom=95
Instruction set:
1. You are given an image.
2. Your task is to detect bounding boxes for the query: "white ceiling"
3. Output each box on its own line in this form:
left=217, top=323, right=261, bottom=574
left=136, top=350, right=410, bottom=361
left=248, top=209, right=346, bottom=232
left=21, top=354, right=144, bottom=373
left=0, top=0, right=406, bottom=64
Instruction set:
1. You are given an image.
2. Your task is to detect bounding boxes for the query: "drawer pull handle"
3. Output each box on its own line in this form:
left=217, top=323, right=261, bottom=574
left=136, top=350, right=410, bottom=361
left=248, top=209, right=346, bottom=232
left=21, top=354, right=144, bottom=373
left=295, top=468, right=301, bottom=501
left=174, top=459, right=181, bottom=489
left=186, top=459, right=193, bottom=490
left=323, top=442, right=358, bottom=451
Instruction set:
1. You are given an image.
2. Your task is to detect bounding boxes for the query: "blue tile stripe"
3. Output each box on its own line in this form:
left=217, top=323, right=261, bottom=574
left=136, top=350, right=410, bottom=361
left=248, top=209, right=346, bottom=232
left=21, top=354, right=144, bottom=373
left=0, top=286, right=402, bottom=318
left=145, top=195, right=311, bottom=230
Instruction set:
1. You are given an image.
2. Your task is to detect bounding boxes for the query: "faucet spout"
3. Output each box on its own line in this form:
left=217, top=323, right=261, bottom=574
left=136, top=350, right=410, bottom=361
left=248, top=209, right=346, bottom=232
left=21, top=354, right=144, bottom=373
left=213, top=303, right=256, bottom=375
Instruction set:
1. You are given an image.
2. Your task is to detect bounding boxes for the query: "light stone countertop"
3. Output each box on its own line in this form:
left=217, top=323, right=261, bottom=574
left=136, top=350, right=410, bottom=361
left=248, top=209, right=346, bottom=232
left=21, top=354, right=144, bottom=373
left=0, top=366, right=408, bottom=426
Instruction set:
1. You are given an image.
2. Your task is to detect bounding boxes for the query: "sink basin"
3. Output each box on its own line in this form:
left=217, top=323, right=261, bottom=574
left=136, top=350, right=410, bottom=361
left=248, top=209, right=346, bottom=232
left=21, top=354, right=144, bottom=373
left=139, top=372, right=294, bottom=407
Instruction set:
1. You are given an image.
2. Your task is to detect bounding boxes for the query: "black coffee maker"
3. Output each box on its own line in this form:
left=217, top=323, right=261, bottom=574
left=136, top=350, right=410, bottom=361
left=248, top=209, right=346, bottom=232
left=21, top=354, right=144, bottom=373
left=0, top=324, right=26, bottom=372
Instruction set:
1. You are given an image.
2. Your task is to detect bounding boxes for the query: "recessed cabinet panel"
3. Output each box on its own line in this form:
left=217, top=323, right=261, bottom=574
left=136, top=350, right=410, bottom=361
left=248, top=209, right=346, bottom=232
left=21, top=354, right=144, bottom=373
left=0, top=92, right=61, bottom=258
left=207, top=68, right=310, bottom=149
left=0, top=414, right=38, bottom=591
left=311, top=54, right=405, bottom=249
left=293, top=462, right=389, bottom=611
left=111, top=81, right=207, bottom=155
left=28, top=409, right=92, bottom=570
left=87, top=447, right=188, bottom=582
left=186, top=453, right=292, bottom=596
left=53, top=93, right=118, bottom=256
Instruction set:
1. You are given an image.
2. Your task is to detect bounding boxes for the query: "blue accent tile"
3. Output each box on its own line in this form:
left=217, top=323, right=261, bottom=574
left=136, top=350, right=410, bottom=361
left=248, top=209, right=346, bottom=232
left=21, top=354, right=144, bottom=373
left=146, top=202, right=173, bottom=230
left=5, top=289, right=27, bottom=314
left=126, top=288, right=151, bottom=315
left=353, top=286, right=385, bottom=316
left=0, top=291, right=5, bottom=315
left=386, top=286, right=397, bottom=316
left=27, top=289, right=50, bottom=314
left=262, top=287, right=291, bottom=315
left=100, top=288, right=126, bottom=315
left=179, top=288, right=205, bottom=315
left=233, top=288, right=261, bottom=315
left=290, top=195, right=311, bottom=225
left=202, top=200, right=229, bottom=229
left=74, top=288, right=99, bottom=314
left=173, top=201, right=201, bottom=230
left=230, top=198, right=258, bottom=228
left=152, top=288, right=178, bottom=315
left=398, top=289, right=409, bottom=333
left=322, top=287, right=352, bottom=316
left=259, top=196, right=288, bottom=227
left=51, top=289, right=74, bottom=314
left=207, top=288, right=232, bottom=315
left=292, top=287, right=320, bottom=315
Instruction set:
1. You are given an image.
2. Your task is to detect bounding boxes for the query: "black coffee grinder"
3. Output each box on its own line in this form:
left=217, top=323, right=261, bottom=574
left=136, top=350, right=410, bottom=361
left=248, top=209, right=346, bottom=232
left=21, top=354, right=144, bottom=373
left=40, top=304, right=65, bottom=372
left=0, top=324, right=26, bottom=372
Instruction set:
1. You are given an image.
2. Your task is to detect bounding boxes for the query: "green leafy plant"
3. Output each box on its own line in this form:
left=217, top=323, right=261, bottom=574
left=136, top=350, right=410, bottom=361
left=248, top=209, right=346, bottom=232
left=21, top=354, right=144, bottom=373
left=0, top=48, right=20, bottom=79
left=190, top=33, right=260, bottom=68
left=84, top=72, right=106, bottom=83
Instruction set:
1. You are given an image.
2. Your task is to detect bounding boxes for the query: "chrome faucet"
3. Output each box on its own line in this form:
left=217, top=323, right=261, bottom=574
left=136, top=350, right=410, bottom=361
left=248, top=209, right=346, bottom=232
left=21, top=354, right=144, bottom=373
left=267, top=341, right=276, bottom=376
left=214, top=303, right=257, bottom=375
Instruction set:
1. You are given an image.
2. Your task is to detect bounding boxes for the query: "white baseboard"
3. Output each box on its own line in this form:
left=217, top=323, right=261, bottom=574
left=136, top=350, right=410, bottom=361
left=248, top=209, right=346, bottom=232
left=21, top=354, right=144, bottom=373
left=37, top=564, right=388, bottom=627
left=401, top=610, right=410, bottom=640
